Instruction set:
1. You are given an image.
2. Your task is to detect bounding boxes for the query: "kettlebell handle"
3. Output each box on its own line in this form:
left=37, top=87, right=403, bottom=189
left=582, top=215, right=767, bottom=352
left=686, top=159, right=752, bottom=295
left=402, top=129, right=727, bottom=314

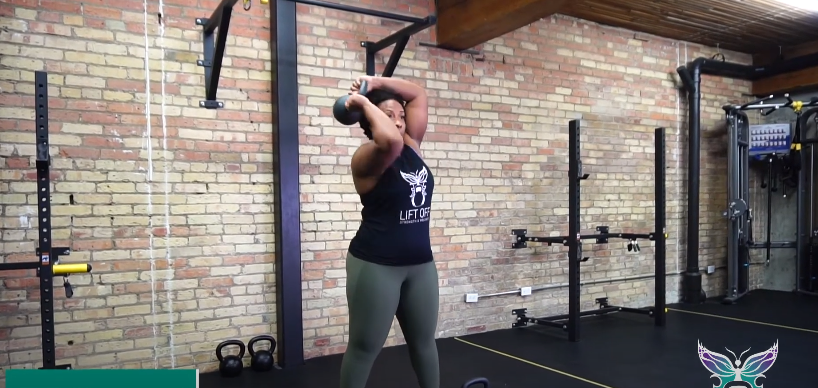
left=462, top=377, right=489, bottom=388
left=358, top=80, right=368, bottom=95
left=216, top=339, right=246, bottom=361
left=248, top=335, right=277, bottom=357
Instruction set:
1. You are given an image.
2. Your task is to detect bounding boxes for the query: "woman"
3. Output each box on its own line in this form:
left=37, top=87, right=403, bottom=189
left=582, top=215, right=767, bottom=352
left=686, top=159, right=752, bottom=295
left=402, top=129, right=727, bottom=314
left=340, top=75, right=439, bottom=388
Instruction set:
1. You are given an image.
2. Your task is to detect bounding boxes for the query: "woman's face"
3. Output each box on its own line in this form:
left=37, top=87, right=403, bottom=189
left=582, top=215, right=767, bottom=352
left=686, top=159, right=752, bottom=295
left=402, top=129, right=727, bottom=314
left=378, top=99, right=406, bottom=136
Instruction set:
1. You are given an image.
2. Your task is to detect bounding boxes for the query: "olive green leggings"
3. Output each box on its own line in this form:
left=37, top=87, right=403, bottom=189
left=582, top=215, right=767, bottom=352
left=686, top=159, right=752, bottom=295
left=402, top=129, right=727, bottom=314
left=340, top=253, right=440, bottom=388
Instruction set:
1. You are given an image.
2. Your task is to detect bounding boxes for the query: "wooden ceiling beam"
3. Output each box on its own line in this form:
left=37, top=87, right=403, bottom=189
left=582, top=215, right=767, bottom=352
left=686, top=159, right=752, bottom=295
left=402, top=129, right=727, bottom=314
left=752, top=41, right=818, bottom=96
left=754, top=39, right=818, bottom=66
left=752, top=66, right=818, bottom=96
left=434, top=0, right=568, bottom=51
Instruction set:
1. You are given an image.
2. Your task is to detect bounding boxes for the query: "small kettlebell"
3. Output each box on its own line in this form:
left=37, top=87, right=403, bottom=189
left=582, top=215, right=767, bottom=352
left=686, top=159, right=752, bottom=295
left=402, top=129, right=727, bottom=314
left=333, top=80, right=369, bottom=125
left=216, top=339, right=245, bottom=378
left=462, top=377, right=490, bottom=388
left=248, top=335, right=277, bottom=372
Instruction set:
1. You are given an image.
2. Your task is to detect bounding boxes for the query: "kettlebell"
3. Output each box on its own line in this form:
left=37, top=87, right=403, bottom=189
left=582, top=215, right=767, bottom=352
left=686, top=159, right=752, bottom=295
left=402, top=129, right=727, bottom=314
left=216, top=339, right=245, bottom=378
left=333, top=80, right=369, bottom=125
left=248, top=335, right=277, bottom=372
left=462, top=377, right=490, bottom=388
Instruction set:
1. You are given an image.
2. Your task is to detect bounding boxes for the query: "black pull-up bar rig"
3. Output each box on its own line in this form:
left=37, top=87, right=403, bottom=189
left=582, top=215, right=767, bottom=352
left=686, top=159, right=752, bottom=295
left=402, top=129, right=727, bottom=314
left=509, top=120, right=667, bottom=342
left=1, top=71, right=93, bottom=369
left=193, top=0, right=472, bottom=110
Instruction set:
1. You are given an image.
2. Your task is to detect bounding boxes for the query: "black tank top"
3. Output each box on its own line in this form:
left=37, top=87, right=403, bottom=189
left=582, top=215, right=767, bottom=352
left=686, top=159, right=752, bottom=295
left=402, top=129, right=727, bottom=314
left=348, top=144, right=435, bottom=266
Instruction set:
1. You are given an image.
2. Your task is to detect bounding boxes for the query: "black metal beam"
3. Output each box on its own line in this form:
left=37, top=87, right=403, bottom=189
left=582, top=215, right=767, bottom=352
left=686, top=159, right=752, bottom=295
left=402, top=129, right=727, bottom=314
left=756, top=51, right=818, bottom=79
left=363, top=15, right=436, bottom=77
left=0, top=262, right=40, bottom=271
left=418, top=42, right=481, bottom=56
left=370, top=16, right=436, bottom=53
left=748, top=241, right=796, bottom=249
left=654, top=127, right=666, bottom=327
left=677, top=63, right=703, bottom=304
left=287, top=0, right=426, bottom=23
left=688, top=51, right=818, bottom=82
left=271, top=0, right=304, bottom=369
left=380, top=36, right=410, bottom=78
left=529, top=306, right=621, bottom=324
left=203, top=0, right=238, bottom=34
left=34, top=71, right=57, bottom=370
left=195, top=0, right=238, bottom=109
left=568, top=119, right=581, bottom=342
left=578, top=233, right=653, bottom=241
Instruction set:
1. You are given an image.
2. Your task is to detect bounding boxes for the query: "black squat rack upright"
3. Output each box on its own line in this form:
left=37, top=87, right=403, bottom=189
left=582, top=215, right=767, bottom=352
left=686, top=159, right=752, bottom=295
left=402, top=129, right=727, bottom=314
left=0, top=71, right=93, bottom=369
left=510, top=120, right=667, bottom=342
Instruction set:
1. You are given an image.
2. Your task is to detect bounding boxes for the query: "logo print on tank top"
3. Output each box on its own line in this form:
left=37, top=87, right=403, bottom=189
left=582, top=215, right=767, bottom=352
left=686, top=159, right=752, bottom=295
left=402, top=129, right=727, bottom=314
left=398, top=167, right=431, bottom=225
left=400, top=167, right=428, bottom=207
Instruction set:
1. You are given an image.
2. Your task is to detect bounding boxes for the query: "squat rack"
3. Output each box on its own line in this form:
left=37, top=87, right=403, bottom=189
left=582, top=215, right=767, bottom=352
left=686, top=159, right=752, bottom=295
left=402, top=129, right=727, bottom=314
left=195, top=0, right=466, bottom=369
left=509, top=120, right=667, bottom=342
left=1, top=71, right=93, bottom=369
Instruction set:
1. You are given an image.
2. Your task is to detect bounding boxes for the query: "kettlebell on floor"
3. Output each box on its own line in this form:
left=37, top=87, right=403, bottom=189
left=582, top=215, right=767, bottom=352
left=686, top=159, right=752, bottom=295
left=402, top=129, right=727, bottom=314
left=216, top=339, right=246, bottom=378
left=249, top=335, right=277, bottom=372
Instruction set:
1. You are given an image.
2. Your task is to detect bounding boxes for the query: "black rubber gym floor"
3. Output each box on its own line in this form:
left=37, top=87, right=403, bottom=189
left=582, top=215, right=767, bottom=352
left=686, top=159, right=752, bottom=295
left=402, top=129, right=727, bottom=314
left=201, top=289, right=817, bottom=387
left=669, top=289, right=818, bottom=331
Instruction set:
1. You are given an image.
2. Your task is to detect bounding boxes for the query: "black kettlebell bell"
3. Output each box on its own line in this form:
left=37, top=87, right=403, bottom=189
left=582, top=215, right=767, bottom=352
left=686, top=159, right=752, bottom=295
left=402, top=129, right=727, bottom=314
left=248, top=335, right=277, bottom=372
left=462, top=377, right=489, bottom=388
left=333, top=80, right=369, bottom=125
left=216, top=339, right=245, bottom=377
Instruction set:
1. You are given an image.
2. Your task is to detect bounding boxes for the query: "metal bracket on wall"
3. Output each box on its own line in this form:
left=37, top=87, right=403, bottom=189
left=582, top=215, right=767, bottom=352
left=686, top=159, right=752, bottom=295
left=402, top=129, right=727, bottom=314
left=195, top=0, right=239, bottom=109
left=360, top=15, right=437, bottom=77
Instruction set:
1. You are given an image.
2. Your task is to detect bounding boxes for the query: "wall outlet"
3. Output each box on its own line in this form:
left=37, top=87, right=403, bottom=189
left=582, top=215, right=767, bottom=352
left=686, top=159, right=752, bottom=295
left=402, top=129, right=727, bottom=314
left=707, top=265, right=715, bottom=274
left=520, top=287, right=532, bottom=296
left=465, top=293, right=479, bottom=303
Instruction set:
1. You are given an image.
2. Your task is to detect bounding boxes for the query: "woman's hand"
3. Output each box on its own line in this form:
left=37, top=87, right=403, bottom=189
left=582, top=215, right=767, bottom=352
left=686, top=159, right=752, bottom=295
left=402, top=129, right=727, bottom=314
left=351, top=76, right=379, bottom=93
left=345, top=92, right=370, bottom=110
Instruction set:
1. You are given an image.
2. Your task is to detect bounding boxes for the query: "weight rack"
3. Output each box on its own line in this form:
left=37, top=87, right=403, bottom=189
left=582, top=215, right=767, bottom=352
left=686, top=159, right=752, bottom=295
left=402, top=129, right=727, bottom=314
left=0, top=71, right=93, bottom=369
left=510, top=120, right=667, bottom=342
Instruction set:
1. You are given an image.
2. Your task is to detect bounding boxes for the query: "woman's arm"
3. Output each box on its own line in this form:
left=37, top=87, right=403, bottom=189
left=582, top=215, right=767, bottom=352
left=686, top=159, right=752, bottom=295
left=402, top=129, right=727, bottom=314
left=358, top=77, right=429, bottom=146
left=349, top=94, right=404, bottom=179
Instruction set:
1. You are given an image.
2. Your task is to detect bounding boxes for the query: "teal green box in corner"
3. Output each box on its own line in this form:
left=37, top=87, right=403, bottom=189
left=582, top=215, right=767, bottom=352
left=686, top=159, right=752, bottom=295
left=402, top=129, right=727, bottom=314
left=7, top=369, right=199, bottom=388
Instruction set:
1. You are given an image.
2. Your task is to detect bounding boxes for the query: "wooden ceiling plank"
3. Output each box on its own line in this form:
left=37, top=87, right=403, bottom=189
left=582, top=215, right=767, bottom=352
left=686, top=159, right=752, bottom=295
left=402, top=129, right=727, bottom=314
left=559, top=0, right=818, bottom=54
left=755, top=40, right=818, bottom=66
left=436, top=0, right=569, bottom=51
left=752, top=66, right=818, bottom=96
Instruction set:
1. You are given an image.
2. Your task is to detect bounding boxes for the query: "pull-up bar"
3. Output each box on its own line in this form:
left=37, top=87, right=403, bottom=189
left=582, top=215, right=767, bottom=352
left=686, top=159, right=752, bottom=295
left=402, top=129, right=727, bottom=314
left=196, top=0, right=436, bottom=109
left=286, top=0, right=428, bottom=24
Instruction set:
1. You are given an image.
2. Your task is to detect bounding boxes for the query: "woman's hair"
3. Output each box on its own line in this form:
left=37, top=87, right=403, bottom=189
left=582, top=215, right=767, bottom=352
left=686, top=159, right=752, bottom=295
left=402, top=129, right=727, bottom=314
left=359, top=89, right=406, bottom=140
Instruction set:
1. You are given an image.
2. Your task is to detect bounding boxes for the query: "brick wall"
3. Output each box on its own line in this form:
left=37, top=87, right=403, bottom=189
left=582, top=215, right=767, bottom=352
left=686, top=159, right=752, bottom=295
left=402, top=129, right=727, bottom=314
left=1, top=0, right=751, bottom=378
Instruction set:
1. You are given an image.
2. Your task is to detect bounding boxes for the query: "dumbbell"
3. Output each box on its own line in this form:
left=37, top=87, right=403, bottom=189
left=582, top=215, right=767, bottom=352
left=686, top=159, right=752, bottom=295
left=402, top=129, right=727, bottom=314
left=332, top=81, right=369, bottom=125
left=462, top=377, right=489, bottom=388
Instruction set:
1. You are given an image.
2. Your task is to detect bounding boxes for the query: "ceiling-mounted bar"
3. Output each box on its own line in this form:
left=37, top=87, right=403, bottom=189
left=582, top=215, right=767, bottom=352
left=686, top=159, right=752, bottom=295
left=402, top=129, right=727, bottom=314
left=286, top=0, right=435, bottom=77
left=418, top=41, right=481, bottom=56
left=287, top=0, right=426, bottom=23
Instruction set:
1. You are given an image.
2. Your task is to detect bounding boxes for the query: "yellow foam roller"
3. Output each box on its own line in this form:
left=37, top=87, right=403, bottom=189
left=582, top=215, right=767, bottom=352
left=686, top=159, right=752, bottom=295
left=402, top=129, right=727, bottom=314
left=53, top=263, right=92, bottom=275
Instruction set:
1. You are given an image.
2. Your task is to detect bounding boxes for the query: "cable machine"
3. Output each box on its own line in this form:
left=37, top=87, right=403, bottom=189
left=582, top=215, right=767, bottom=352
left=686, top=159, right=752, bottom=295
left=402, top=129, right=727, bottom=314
left=0, top=71, right=93, bottom=369
left=722, top=94, right=818, bottom=303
